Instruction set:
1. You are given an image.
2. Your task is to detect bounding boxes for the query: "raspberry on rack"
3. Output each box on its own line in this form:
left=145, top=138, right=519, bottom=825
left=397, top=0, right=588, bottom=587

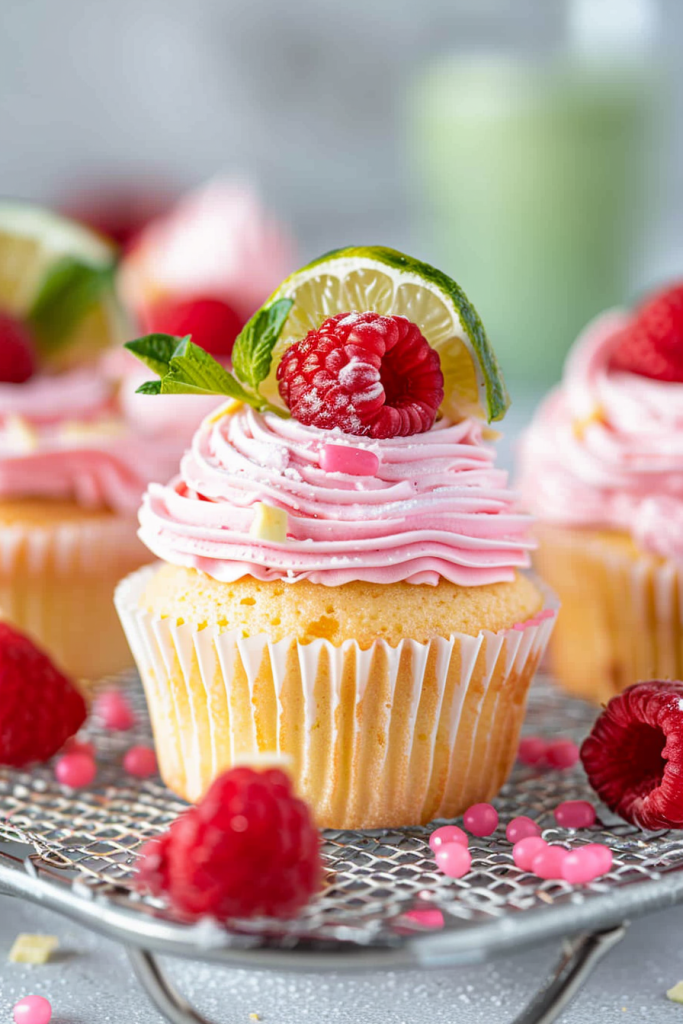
left=611, top=282, right=683, bottom=382
left=136, top=766, right=322, bottom=919
left=581, top=680, right=683, bottom=830
left=276, top=311, right=444, bottom=438
left=0, top=623, right=87, bottom=766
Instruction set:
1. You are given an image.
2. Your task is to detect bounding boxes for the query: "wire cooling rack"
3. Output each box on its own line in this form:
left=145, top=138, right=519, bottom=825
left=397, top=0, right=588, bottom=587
left=1, top=672, right=682, bottom=1024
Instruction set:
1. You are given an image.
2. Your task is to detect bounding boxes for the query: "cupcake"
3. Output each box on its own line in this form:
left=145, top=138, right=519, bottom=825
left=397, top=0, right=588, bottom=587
left=116, top=246, right=556, bottom=828
left=114, top=178, right=295, bottom=443
left=519, top=283, right=683, bottom=703
left=0, top=202, right=181, bottom=680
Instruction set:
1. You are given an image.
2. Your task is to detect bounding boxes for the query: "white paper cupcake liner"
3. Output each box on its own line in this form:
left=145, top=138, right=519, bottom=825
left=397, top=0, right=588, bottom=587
left=115, top=565, right=557, bottom=828
left=0, top=513, right=149, bottom=680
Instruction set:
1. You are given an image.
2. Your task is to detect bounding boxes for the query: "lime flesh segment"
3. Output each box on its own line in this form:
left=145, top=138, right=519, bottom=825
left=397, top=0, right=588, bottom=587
left=259, top=245, right=509, bottom=423
left=0, top=201, right=124, bottom=367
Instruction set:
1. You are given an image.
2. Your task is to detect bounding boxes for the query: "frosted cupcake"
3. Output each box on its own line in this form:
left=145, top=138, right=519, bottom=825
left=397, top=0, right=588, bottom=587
left=116, top=247, right=556, bottom=828
left=519, top=282, right=683, bottom=703
left=0, top=203, right=181, bottom=680
left=114, top=179, right=295, bottom=445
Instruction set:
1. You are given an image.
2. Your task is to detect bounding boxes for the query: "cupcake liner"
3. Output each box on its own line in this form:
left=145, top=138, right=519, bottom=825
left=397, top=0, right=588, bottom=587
left=536, top=525, right=683, bottom=703
left=115, top=565, right=557, bottom=828
left=0, top=513, right=149, bottom=680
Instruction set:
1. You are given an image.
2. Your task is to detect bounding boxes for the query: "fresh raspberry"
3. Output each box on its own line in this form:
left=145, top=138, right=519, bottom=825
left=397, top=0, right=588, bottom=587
left=136, top=767, right=322, bottom=919
left=142, top=296, right=244, bottom=359
left=0, top=313, right=36, bottom=384
left=276, top=311, right=444, bottom=438
left=581, top=680, right=683, bottom=830
left=611, top=283, right=683, bottom=382
left=0, top=623, right=87, bottom=766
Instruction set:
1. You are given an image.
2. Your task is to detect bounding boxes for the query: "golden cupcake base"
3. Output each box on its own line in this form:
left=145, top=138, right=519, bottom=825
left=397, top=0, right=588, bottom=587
left=535, top=523, right=682, bottom=704
left=116, top=565, right=555, bottom=829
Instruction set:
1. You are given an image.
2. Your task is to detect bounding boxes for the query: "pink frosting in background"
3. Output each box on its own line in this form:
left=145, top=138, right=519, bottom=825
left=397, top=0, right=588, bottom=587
left=0, top=367, right=181, bottom=515
left=118, top=179, right=294, bottom=322
left=139, top=404, right=534, bottom=587
left=519, top=310, right=683, bottom=561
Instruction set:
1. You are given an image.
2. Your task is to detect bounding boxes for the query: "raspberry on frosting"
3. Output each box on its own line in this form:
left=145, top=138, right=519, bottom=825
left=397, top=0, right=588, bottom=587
left=0, top=312, right=36, bottom=384
left=611, top=283, right=683, bottom=382
left=141, top=295, right=244, bottom=360
left=276, top=311, right=444, bottom=438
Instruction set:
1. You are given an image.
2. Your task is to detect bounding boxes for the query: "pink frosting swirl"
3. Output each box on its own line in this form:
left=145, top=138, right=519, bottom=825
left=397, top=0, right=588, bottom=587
left=0, top=367, right=182, bottom=515
left=519, top=310, right=683, bottom=561
left=139, top=404, right=533, bottom=586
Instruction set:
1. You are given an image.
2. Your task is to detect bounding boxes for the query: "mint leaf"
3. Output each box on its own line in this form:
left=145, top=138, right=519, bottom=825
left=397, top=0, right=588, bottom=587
left=125, top=334, right=183, bottom=377
left=135, top=380, right=162, bottom=395
left=163, top=338, right=253, bottom=400
left=232, top=298, right=293, bottom=389
left=28, top=256, right=114, bottom=354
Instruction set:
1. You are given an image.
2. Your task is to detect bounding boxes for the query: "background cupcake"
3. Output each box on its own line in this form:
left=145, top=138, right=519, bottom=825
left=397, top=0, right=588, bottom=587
left=116, top=246, right=556, bottom=829
left=519, top=283, right=683, bottom=703
left=0, top=202, right=181, bottom=680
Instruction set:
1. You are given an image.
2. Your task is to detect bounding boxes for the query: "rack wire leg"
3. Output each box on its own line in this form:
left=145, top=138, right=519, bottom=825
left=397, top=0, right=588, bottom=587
left=128, top=925, right=626, bottom=1024
left=511, top=925, right=626, bottom=1024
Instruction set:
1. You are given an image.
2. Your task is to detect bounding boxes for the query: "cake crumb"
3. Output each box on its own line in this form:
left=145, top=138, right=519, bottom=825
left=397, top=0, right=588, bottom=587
left=667, top=981, right=683, bottom=1004
left=249, top=1014, right=261, bottom=1021
left=9, top=934, right=59, bottom=964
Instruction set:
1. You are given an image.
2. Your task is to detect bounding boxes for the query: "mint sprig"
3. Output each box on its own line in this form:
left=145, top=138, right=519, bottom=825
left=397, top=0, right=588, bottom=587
left=124, top=334, right=285, bottom=414
left=231, top=297, right=293, bottom=389
left=28, top=256, right=115, bottom=355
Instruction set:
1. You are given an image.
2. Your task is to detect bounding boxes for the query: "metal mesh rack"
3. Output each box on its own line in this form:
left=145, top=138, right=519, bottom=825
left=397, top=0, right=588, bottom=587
left=1, top=672, right=682, bottom=1024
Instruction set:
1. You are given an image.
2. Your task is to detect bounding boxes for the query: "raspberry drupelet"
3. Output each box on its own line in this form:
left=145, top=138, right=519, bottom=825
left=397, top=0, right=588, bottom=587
left=276, top=311, right=444, bottom=438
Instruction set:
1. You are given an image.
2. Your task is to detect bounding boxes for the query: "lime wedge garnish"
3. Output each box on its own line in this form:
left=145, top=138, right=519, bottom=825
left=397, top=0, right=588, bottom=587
left=258, top=245, right=509, bottom=422
left=0, top=201, right=126, bottom=369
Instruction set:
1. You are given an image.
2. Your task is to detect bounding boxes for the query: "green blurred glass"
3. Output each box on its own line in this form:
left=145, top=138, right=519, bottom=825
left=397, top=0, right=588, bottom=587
left=410, top=56, right=658, bottom=386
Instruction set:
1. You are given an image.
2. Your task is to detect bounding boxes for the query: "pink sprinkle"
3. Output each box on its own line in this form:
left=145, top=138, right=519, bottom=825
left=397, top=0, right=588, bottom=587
left=517, top=736, right=548, bottom=766
left=94, top=690, right=136, bottom=731
left=320, top=444, right=379, bottom=477
left=463, top=803, right=499, bottom=837
left=532, top=845, right=569, bottom=880
left=435, top=842, right=472, bottom=878
left=63, top=738, right=95, bottom=759
left=506, top=816, right=542, bottom=843
left=13, top=996, right=52, bottom=1024
left=545, top=739, right=580, bottom=770
left=55, top=752, right=96, bottom=789
left=429, top=825, right=468, bottom=852
left=401, top=908, right=444, bottom=930
left=584, top=843, right=614, bottom=875
left=554, top=800, right=596, bottom=829
left=562, top=848, right=603, bottom=885
left=512, top=836, right=547, bottom=871
left=123, top=745, right=157, bottom=778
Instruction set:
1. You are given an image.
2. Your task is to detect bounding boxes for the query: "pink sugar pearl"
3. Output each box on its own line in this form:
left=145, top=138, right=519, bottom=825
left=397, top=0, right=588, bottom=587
left=55, top=752, right=96, bottom=789
left=562, top=848, right=604, bottom=885
left=532, top=845, right=569, bottom=880
left=402, top=908, right=444, bottom=930
left=429, top=825, right=468, bottom=852
left=95, top=690, right=136, bottom=731
left=320, top=444, right=379, bottom=477
left=545, top=739, right=580, bottom=770
left=123, top=745, right=157, bottom=778
left=517, top=736, right=548, bottom=766
left=13, top=996, right=52, bottom=1024
left=584, top=843, right=614, bottom=874
left=63, top=738, right=95, bottom=759
left=512, top=836, right=547, bottom=871
left=463, top=803, right=499, bottom=837
left=554, top=800, right=596, bottom=829
left=435, top=842, right=472, bottom=878
left=506, top=816, right=542, bottom=843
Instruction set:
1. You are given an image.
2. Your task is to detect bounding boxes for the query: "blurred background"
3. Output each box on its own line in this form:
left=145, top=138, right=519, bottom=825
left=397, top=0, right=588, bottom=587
left=2, top=0, right=682, bottom=389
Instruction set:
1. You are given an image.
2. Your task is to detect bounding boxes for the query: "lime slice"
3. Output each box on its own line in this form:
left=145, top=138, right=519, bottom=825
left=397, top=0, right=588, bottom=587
left=259, top=245, right=509, bottom=422
left=0, top=201, right=126, bottom=369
